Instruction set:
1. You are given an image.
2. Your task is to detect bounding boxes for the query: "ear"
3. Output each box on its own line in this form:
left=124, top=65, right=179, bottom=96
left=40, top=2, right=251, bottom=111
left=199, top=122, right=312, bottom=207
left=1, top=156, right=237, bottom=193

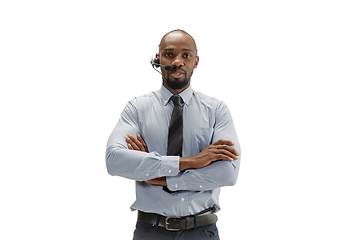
left=194, top=56, right=199, bottom=68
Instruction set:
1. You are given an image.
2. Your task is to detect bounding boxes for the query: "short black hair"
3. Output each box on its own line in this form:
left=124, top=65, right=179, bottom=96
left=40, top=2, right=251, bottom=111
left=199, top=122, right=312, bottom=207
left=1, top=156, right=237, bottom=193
left=159, top=29, right=198, bottom=55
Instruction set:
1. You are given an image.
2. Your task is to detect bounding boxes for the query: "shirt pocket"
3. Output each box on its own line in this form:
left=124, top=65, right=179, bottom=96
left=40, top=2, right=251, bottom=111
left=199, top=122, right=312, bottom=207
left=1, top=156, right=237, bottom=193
left=191, top=127, right=214, bottom=155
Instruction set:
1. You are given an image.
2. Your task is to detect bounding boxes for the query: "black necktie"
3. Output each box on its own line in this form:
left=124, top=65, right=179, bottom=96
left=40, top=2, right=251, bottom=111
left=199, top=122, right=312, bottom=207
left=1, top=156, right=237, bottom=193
left=167, top=96, right=183, bottom=157
left=163, top=96, right=183, bottom=194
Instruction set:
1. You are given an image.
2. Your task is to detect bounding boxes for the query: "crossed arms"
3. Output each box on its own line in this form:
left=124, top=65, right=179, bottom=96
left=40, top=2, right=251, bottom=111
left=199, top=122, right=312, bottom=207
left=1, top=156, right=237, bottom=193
left=106, top=99, right=240, bottom=191
left=126, top=134, right=239, bottom=187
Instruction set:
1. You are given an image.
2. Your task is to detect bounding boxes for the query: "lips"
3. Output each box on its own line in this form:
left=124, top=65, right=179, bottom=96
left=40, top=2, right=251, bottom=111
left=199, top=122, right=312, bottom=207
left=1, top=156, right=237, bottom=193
left=170, top=71, right=185, bottom=78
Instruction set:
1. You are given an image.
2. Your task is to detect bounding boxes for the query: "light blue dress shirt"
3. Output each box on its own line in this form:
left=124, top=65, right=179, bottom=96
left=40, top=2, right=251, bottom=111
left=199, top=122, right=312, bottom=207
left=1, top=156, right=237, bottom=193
left=106, top=85, right=240, bottom=217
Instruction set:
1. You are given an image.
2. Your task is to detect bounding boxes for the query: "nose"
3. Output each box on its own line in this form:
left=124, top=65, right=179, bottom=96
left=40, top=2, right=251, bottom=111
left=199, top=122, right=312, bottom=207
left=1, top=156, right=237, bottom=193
left=171, top=55, right=184, bottom=68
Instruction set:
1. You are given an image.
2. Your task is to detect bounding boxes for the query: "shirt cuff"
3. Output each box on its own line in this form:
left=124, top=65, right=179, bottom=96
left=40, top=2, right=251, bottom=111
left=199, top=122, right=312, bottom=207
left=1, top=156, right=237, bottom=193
left=166, top=173, right=187, bottom=191
left=160, top=156, right=180, bottom=177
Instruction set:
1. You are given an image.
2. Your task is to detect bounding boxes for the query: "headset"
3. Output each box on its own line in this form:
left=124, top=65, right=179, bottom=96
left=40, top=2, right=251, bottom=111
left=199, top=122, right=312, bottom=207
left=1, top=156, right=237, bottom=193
left=150, top=46, right=173, bottom=74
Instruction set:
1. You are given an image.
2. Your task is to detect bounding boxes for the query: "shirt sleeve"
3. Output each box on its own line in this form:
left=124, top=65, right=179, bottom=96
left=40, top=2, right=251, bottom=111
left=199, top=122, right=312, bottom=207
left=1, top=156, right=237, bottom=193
left=106, top=100, right=180, bottom=181
left=166, top=101, right=240, bottom=191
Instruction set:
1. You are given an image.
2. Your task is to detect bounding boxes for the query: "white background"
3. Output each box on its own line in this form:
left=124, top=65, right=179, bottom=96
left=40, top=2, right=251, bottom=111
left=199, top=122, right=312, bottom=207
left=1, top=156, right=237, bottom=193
left=1, top=0, right=359, bottom=239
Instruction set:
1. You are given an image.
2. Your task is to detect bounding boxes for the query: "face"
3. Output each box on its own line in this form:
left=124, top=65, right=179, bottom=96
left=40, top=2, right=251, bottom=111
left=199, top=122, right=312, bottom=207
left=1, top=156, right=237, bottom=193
left=158, top=32, right=199, bottom=93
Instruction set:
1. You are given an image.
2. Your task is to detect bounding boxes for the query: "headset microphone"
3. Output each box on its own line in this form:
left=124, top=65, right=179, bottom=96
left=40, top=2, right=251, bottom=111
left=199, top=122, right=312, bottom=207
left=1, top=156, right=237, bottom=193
left=154, top=62, right=173, bottom=71
left=150, top=58, right=173, bottom=74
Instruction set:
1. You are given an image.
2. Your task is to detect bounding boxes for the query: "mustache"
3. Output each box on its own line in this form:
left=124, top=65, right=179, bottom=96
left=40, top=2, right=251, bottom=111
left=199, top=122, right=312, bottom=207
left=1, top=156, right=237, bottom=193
left=169, top=67, right=186, bottom=74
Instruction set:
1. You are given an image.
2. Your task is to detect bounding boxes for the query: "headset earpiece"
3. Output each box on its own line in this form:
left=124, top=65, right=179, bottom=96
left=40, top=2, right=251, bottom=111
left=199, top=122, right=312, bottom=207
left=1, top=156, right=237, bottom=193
left=151, top=46, right=172, bottom=73
left=154, top=57, right=160, bottom=67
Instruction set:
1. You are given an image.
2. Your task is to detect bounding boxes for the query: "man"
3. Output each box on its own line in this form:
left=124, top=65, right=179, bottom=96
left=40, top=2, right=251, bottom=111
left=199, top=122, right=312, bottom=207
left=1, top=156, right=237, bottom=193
left=106, top=29, right=240, bottom=240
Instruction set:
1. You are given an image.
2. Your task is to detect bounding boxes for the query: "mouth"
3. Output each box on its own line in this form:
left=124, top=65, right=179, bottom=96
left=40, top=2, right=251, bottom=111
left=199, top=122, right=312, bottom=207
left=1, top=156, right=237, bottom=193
left=170, top=71, right=185, bottom=79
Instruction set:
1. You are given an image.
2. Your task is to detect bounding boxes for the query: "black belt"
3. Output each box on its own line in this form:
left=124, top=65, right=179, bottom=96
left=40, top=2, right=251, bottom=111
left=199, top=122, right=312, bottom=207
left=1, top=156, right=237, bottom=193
left=137, top=210, right=218, bottom=231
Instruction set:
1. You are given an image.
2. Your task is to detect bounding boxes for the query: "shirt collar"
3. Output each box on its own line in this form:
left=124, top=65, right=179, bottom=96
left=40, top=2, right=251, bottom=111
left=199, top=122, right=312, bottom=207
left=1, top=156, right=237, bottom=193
left=160, top=84, right=193, bottom=106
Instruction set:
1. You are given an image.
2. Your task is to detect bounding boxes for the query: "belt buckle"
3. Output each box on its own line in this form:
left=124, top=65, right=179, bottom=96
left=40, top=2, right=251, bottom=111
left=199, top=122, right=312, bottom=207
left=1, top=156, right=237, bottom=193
left=165, top=217, right=182, bottom=231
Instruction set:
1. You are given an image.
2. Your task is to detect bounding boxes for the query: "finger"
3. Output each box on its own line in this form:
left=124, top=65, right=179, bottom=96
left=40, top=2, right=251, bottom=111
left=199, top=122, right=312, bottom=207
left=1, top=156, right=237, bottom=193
left=217, top=145, right=240, bottom=157
left=128, top=134, right=145, bottom=151
left=220, top=149, right=238, bottom=160
left=209, top=144, right=238, bottom=156
left=137, top=134, right=148, bottom=151
left=125, top=135, right=131, bottom=143
left=126, top=135, right=140, bottom=151
left=129, top=140, right=140, bottom=151
left=212, top=139, right=234, bottom=146
left=128, top=143, right=134, bottom=150
left=137, top=134, right=145, bottom=145
left=214, top=154, right=234, bottom=162
left=212, top=147, right=239, bottom=160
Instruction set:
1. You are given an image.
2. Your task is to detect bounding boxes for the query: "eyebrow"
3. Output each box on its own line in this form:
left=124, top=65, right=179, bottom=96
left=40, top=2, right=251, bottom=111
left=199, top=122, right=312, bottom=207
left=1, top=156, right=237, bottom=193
left=164, top=48, right=193, bottom=52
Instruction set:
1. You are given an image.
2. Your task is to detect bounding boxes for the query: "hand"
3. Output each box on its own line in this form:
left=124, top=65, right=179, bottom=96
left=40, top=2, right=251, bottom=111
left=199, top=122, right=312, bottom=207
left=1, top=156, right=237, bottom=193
left=180, top=139, right=239, bottom=171
left=126, top=134, right=148, bottom=152
left=126, top=134, right=165, bottom=186
left=145, top=177, right=167, bottom=186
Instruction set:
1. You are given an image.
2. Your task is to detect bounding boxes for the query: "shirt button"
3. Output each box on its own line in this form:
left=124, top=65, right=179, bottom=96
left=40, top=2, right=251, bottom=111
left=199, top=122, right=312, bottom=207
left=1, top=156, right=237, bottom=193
left=175, top=184, right=178, bottom=188
left=199, top=185, right=203, bottom=188
left=168, top=169, right=172, bottom=174
left=145, top=173, right=149, bottom=176
left=181, top=198, right=185, bottom=202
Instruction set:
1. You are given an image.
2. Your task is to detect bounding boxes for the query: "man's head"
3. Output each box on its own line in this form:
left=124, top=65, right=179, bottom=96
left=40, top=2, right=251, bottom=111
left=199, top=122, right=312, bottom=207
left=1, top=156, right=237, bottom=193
left=157, top=29, right=199, bottom=94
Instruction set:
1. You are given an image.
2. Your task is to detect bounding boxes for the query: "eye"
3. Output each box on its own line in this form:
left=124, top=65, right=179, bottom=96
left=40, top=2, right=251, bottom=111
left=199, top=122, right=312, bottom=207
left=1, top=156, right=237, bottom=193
left=165, top=53, right=173, bottom=57
left=183, top=53, right=191, bottom=58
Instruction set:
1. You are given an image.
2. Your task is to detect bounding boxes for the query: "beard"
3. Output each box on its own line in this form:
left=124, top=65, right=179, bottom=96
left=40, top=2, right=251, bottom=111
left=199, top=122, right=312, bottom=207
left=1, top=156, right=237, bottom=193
left=163, top=69, right=193, bottom=90
left=164, top=76, right=189, bottom=90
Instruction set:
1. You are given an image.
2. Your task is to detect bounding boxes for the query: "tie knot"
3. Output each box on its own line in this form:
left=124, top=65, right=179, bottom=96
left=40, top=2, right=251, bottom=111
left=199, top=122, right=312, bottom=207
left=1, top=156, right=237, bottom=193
left=170, top=96, right=182, bottom=106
